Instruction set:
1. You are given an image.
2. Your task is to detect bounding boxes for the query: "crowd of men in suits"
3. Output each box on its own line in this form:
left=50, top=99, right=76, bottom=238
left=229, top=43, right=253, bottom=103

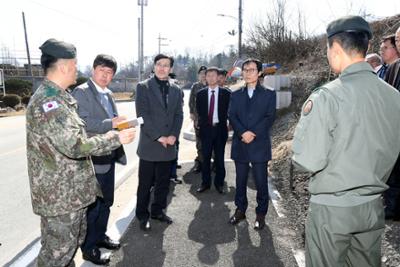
left=365, top=26, right=400, bottom=222
left=134, top=56, right=277, bottom=237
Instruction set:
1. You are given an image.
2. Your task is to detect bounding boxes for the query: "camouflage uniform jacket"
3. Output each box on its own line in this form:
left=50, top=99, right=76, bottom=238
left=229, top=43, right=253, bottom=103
left=26, top=79, right=121, bottom=217
left=189, top=81, right=207, bottom=116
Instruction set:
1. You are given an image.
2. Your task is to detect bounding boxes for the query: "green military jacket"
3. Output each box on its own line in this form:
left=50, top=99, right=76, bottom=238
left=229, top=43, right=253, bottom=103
left=26, top=79, right=121, bottom=217
left=292, top=62, right=400, bottom=206
left=189, top=81, right=207, bottom=116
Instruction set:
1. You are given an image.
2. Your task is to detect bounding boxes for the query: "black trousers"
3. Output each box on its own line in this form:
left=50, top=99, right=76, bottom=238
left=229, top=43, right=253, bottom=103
left=385, top=154, right=400, bottom=216
left=234, top=161, right=269, bottom=215
left=200, top=124, right=228, bottom=187
left=81, top=163, right=115, bottom=252
left=136, top=159, right=171, bottom=221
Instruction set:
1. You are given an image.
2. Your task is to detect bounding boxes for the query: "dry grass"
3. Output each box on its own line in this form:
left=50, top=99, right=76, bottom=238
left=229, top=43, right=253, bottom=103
left=0, top=110, right=25, bottom=117
left=113, top=92, right=134, bottom=101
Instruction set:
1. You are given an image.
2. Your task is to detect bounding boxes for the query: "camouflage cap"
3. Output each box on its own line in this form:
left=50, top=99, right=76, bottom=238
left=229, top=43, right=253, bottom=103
left=39, top=38, right=76, bottom=59
left=326, top=15, right=372, bottom=40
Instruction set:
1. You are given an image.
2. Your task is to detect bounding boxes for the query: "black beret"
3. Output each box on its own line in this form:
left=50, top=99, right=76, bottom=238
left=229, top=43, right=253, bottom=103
left=218, top=68, right=228, bottom=76
left=326, top=15, right=372, bottom=40
left=198, top=65, right=207, bottom=73
left=39, top=38, right=76, bottom=59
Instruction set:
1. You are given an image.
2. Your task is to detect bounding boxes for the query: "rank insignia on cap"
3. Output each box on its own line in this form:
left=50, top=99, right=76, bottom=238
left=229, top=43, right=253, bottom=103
left=43, top=101, right=59, bottom=113
left=303, top=100, right=313, bottom=116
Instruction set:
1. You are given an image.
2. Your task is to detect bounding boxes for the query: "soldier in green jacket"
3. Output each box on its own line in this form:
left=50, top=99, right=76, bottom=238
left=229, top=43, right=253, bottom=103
left=189, top=65, right=207, bottom=172
left=26, top=39, right=135, bottom=267
left=292, top=16, right=400, bottom=267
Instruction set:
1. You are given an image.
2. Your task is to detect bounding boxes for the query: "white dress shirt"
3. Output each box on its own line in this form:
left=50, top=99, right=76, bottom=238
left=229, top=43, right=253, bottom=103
left=247, top=86, right=255, bottom=98
left=208, top=86, right=219, bottom=124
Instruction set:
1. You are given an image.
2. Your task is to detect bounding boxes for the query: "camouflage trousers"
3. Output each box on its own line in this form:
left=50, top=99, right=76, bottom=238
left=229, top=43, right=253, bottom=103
left=36, top=208, right=87, bottom=267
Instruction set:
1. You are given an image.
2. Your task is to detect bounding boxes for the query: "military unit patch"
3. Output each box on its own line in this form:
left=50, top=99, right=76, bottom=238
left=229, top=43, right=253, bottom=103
left=303, top=100, right=313, bottom=116
left=43, top=101, right=59, bottom=113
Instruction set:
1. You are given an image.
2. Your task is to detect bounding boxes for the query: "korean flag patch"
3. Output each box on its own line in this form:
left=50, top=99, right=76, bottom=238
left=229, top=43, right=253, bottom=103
left=43, top=101, right=59, bottom=113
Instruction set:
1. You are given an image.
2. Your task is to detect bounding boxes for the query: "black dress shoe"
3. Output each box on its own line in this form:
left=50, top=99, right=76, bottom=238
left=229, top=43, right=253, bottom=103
left=193, top=161, right=202, bottom=173
left=193, top=166, right=202, bottom=173
left=215, top=185, right=224, bottom=194
left=97, top=236, right=120, bottom=250
left=170, top=177, right=183, bottom=184
left=151, top=213, right=173, bottom=224
left=139, top=219, right=151, bottom=231
left=82, top=248, right=110, bottom=265
left=229, top=209, right=246, bottom=225
left=196, top=184, right=210, bottom=193
left=254, top=214, right=266, bottom=230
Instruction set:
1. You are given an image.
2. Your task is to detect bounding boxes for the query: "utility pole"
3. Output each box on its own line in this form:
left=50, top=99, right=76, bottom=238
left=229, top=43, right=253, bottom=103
left=157, top=33, right=168, bottom=54
left=137, top=0, right=148, bottom=81
left=238, top=0, right=243, bottom=58
left=138, top=17, right=141, bottom=81
left=22, top=12, right=34, bottom=92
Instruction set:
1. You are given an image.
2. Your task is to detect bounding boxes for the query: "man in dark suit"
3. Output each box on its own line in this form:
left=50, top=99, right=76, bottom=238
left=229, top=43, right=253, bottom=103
left=196, top=67, right=231, bottom=194
left=384, top=26, right=400, bottom=221
left=228, top=58, right=276, bottom=230
left=72, top=54, right=127, bottom=264
left=135, top=54, right=183, bottom=231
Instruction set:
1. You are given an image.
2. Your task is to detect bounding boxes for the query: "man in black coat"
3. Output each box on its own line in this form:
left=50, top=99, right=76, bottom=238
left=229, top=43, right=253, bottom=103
left=195, top=67, right=231, bottom=194
left=135, top=54, right=183, bottom=231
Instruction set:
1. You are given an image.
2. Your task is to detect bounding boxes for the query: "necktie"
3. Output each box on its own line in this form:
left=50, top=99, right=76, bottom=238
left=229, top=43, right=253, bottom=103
left=208, top=90, right=215, bottom=125
left=100, top=94, right=114, bottom=118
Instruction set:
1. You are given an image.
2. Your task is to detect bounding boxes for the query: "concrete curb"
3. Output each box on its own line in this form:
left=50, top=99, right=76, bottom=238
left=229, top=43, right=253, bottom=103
left=6, top=162, right=136, bottom=267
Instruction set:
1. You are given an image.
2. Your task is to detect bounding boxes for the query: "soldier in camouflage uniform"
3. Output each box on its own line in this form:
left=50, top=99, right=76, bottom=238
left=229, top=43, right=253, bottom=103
left=189, top=65, right=207, bottom=172
left=26, top=39, right=135, bottom=267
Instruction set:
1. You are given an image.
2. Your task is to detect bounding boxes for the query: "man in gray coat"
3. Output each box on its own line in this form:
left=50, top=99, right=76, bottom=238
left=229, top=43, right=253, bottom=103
left=135, top=54, right=183, bottom=231
left=72, top=54, right=127, bottom=265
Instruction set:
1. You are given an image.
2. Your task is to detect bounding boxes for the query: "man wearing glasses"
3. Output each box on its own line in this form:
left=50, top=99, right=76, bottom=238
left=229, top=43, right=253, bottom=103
left=228, top=58, right=276, bottom=230
left=383, top=26, right=400, bottom=221
left=135, top=54, right=183, bottom=231
left=378, top=34, right=399, bottom=79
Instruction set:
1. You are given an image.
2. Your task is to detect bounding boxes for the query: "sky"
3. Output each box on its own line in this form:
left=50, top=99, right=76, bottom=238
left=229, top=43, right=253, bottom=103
left=0, top=0, right=399, bottom=71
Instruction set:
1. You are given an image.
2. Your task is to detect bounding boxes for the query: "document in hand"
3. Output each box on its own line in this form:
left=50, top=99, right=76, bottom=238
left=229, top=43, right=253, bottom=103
left=117, top=117, right=144, bottom=130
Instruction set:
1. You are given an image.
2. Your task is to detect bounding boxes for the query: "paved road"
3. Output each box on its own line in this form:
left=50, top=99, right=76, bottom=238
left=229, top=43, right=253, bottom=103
left=0, top=101, right=138, bottom=265
left=110, top=162, right=299, bottom=267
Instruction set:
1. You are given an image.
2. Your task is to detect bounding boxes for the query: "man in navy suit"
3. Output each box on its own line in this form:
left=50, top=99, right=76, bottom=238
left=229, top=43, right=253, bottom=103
left=196, top=67, right=231, bottom=194
left=228, top=58, right=276, bottom=230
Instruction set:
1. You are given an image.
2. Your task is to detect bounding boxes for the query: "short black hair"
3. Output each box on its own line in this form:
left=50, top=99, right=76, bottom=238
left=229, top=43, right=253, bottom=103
left=93, top=54, right=117, bottom=73
left=328, top=31, right=369, bottom=57
left=242, top=58, right=262, bottom=72
left=218, top=68, right=228, bottom=76
left=154, top=54, right=174, bottom=67
left=40, top=54, right=59, bottom=75
left=205, top=66, right=219, bottom=75
left=382, top=34, right=396, bottom=48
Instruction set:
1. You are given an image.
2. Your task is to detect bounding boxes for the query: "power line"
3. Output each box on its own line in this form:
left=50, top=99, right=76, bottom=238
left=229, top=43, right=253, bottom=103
left=30, top=0, right=125, bottom=36
left=157, top=33, right=169, bottom=54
